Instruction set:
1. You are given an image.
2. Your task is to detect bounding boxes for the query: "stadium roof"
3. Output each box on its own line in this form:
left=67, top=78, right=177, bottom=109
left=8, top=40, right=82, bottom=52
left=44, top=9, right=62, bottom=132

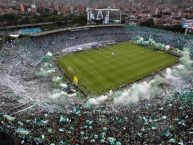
left=28, top=24, right=125, bottom=37
left=0, top=22, right=53, bottom=30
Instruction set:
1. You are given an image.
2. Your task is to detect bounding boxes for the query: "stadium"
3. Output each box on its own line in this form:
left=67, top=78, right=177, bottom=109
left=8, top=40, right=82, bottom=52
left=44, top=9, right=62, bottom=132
left=0, top=24, right=193, bottom=144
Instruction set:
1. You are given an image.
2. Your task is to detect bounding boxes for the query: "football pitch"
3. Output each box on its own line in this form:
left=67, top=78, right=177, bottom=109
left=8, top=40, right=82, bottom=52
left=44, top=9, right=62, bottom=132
left=57, top=42, right=178, bottom=95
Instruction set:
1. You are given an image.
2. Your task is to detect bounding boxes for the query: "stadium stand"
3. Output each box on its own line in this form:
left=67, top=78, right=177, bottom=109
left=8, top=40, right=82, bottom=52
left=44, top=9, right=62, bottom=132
left=1, top=25, right=193, bottom=81
left=0, top=25, right=193, bottom=144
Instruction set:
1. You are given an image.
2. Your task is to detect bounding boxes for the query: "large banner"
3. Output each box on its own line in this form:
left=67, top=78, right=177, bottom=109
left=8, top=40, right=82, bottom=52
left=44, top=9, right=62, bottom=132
left=182, top=19, right=193, bottom=29
left=86, top=8, right=121, bottom=24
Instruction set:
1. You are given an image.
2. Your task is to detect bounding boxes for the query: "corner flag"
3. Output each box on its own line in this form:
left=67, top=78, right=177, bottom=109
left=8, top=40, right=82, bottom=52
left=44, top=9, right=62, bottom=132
left=73, top=76, right=78, bottom=85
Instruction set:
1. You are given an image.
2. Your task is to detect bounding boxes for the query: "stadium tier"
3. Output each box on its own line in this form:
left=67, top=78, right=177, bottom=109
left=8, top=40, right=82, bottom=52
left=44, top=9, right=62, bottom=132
left=1, top=25, right=192, bottom=79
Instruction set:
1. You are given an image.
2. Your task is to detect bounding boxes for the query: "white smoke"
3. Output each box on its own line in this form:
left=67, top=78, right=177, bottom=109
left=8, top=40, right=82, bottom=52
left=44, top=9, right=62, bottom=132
left=165, top=45, right=170, bottom=51
left=46, top=52, right=53, bottom=57
left=49, top=90, right=68, bottom=105
left=114, top=89, right=138, bottom=105
left=86, top=95, right=108, bottom=107
left=52, top=76, right=63, bottom=83
left=179, top=55, right=192, bottom=71
left=167, top=48, right=193, bottom=79
left=60, top=83, right=68, bottom=88
left=114, top=81, right=153, bottom=105
left=165, top=68, right=178, bottom=80
left=45, top=47, right=192, bottom=108
left=50, top=91, right=67, bottom=99
left=113, top=47, right=193, bottom=106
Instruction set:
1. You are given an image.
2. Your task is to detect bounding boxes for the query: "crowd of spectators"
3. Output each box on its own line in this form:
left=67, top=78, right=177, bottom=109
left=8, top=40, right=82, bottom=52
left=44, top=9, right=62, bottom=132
left=0, top=90, right=192, bottom=144
left=125, top=25, right=193, bottom=52
left=1, top=25, right=193, bottom=81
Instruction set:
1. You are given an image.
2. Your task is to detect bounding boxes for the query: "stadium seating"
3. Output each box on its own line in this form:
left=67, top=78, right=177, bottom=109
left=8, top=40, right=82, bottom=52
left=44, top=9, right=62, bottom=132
left=1, top=25, right=193, bottom=82
left=0, top=25, right=193, bottom=145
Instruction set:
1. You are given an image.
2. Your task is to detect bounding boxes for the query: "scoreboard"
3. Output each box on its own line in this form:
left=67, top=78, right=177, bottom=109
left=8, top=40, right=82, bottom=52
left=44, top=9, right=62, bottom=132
left=86, top=8, right=121, bottom=25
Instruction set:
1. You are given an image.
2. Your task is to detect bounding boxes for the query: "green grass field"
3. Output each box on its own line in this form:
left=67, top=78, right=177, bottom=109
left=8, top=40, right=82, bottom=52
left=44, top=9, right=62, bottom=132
left=57, top=42, right=178, bottom=95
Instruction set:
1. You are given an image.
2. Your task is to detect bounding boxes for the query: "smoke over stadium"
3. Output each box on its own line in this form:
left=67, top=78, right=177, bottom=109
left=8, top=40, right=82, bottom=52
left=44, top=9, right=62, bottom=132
left=0, top=25, right=193, bottom=144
